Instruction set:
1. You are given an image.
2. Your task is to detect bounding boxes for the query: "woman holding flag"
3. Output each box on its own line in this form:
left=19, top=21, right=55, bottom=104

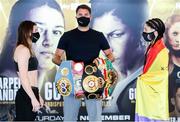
left=135, top=18, right=169, bottom=121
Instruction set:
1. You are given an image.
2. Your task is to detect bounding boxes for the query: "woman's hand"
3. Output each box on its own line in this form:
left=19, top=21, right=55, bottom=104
left=31, top=97, right=40, bottom=112
left=39, top=95, right=44, bottom=108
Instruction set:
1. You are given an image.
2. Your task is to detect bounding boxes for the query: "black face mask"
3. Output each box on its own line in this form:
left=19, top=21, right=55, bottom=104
left=32, top=32, right=40, bottom=43
left=142, top=31, right=156, bottom=42
left=77, top=17, right=90, bottom=27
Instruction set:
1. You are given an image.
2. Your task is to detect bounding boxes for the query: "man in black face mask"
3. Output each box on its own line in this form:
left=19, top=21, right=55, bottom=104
left=52, top=4, right=114, bottom=122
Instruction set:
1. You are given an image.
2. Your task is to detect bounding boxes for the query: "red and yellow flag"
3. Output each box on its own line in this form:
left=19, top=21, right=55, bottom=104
left=135, top=39, right=169, bottom=121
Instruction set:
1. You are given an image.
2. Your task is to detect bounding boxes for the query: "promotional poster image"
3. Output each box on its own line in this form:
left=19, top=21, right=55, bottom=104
left=0, top=0, right=180, bottom=121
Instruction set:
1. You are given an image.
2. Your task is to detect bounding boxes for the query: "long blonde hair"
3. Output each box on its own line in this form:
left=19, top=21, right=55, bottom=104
left=164, top=14, right=180, bottom=74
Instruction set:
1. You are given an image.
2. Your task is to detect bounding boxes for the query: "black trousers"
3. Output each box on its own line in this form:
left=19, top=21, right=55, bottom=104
left=15, top=86, right=39, bottom=121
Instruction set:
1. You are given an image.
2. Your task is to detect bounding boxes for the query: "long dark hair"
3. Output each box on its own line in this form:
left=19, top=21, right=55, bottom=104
left=0, top=0, right=64, bottom=74
left=90, top=0, right=148, bottom=74
left=16, top=20, right=36, bottom=55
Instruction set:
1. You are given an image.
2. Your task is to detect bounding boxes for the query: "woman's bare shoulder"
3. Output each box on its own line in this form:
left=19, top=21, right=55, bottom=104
left=14, top=45, right=30, bottom=61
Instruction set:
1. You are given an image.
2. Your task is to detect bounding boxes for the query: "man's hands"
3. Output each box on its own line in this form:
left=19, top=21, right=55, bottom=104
left=103, top=49, right=115, bottom=62
left=52, top=49, right=64, bottom=65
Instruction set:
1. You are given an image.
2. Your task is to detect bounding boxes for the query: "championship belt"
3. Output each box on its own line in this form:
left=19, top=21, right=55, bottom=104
left=82, top=63, right=105, bottom=99
left=72, top=62, right=85, bottom=99
left=55, top=61, right=73, bottom=96
left=94, top=58, right=118, bottom=99
left=55, top=58, right=118, bottom=99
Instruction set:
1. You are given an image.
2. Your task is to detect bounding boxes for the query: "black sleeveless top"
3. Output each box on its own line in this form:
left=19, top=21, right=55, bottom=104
left=169, top=64, right=180, bottom=98
left=14, top=57, right=38, bottom=71
left=170, top=64, right=180, bottom=83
